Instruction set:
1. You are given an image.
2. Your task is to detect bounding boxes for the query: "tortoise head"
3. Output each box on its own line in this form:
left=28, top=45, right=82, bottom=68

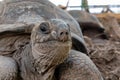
left=31, top=19, right=72, bottom=45
left=31, top=19, right=72, bottom=74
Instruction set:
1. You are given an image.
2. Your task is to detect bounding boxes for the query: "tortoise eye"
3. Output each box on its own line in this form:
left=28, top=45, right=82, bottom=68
left=40, top=22, right=50, bottom=34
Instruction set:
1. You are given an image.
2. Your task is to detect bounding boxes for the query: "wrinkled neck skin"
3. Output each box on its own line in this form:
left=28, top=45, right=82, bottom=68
left=16, top=43, right=56, bottom=80
left=31, top=41, right=71, bottom=80
left=31, top=45, right=56, bottom=80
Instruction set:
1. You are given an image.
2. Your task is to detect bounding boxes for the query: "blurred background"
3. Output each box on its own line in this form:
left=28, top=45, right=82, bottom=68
left=0, top=0, right=119, bottom=13
left=50, top=0, right=120, bottom=13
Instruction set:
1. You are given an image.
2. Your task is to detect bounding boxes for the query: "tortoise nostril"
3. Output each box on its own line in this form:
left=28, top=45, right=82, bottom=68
left=65, top=32, right=68, bottom=35
left=60, top=31, right=69, bottom=36
left=60, top=31, right=68, bottom=36
left=60, top=32, right=64, bottom=36
left=59, top=30, right=69, bottom=42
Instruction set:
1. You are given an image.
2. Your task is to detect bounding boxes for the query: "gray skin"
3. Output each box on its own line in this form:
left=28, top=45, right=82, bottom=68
left=0, top=0, right=103, bottom=80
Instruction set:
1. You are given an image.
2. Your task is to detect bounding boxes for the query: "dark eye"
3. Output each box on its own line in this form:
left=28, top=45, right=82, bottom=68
left=40, top=22, right=50, bottom=34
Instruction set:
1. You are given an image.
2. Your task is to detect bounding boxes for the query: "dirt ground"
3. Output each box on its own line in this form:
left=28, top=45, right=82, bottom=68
left=86, top=39, right=120, bottom=80
left=85, top=13, right=120, bottom=80
left=95, top=13, right=120, bottom=25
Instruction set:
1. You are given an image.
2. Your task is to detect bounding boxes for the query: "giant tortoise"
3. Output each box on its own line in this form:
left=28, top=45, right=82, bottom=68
left=68, top=10, right=108, bottom=40
left=0, top=0, right=103, bottom=80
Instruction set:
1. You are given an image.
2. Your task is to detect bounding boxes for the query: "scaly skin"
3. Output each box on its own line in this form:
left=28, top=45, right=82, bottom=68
left=0, top=56, right=18, bottom=80
left=56, top=50, right=104, bottom=80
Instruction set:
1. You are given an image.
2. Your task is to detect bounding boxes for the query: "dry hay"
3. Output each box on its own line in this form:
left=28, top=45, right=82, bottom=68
left=96, top=14, right=120, bottom=41
left=84, top=38, right=120, bottom=80
left=95, top=13, right=120, bottom=25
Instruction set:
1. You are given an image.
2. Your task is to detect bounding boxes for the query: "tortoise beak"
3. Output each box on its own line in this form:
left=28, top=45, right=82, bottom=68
left=51, top=31, right=57, bottom=40
left=51, top=29, right=70, bottom=42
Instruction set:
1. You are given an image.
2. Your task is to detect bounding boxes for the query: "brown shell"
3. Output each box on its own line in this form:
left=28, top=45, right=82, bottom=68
left=68, top=10, right=107, bottom=39
left=0, top=0, right=87, bottom=54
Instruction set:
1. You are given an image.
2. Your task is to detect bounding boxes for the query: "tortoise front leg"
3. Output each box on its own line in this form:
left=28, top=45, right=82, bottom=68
left=0, top=56, right=18, bottom=80
left=56, top=50, right=104, bottom=80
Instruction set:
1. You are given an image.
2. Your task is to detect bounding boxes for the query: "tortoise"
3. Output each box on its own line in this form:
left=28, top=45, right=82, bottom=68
left=0, top=0, right=103, bottom=80
left=68, top=10, right=108, bottom=40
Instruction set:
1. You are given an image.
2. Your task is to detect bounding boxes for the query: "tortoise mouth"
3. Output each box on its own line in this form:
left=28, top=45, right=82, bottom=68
left=35, top=40, right=72, bottom=46
left=35, top=38, right=72, bottom=44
